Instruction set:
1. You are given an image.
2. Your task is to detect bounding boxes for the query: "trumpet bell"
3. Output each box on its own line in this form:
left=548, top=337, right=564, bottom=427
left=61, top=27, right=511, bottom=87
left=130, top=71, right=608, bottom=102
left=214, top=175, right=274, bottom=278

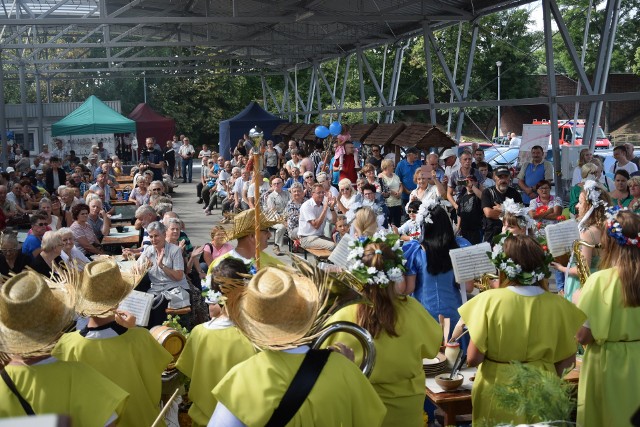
left=311, top=321, right=376, bottom=377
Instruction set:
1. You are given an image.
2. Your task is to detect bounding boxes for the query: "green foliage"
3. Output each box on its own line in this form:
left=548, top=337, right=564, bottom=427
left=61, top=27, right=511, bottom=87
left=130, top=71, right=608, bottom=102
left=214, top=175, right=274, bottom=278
left=553, top=0, right=640, bottom=77
left=163, top=315, right=190, bottom=338
left=634, top=47, right=640, bottom=76
left=488, top=362, right=575, bottom=426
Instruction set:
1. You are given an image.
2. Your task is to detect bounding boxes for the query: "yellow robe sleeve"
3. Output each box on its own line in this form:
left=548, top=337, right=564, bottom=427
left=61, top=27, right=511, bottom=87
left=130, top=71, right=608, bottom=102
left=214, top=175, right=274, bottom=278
left=577, top=269, right=614, bottom=345
left=458, top=291, right=491, bottom=354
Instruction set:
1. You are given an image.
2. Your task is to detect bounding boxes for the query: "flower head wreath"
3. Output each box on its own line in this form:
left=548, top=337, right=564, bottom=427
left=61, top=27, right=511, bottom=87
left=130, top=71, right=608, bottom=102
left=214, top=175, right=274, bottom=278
left=489, top=233, right=554, bottom=286
left=347, top=230, right=406, bottom=287
left=579, top=180, right=608, bottom=232
left=501, top=198, right=537, bottom=232
left=415, top=197, right=452, bottom=226
left=201, top=281, right=225, bottom=305
left=605, top=206, right=640, bottom=247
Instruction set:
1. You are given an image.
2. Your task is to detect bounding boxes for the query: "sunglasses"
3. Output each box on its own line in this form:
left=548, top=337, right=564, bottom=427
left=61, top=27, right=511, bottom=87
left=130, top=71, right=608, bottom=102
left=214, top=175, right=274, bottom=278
left=407, top=209, right=417, bottom=214
left=35, top=223, right=48, bottom=227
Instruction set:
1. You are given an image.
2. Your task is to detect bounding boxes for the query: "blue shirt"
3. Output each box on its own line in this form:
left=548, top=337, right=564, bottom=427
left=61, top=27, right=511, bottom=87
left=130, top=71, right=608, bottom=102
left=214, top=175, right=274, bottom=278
left=395, top=159, right=423, bottom=200
left=22, top=234, right=42, bottom=261
left=402, top=237, right=470, bottom=335
left=283, top=176, right=303, bottom=190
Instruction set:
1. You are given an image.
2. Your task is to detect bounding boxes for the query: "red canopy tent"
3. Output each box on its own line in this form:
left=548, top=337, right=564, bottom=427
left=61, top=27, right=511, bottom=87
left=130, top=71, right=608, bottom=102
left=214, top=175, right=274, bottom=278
left=128, top=103, right=176, bottom=147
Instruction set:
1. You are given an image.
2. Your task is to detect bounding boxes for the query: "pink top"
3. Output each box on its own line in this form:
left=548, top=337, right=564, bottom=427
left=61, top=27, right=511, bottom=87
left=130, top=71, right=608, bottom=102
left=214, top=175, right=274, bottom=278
left=204, top=242, right=233, bottom=263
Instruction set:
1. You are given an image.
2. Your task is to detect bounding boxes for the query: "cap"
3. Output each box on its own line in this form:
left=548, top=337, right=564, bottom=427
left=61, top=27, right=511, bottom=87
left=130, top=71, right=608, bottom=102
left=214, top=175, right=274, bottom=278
left=494, top=165, right=511, bottom=176
left=88, top=154, right=98, bottom=160
left=91, top=145, right=98, bottom=150
left=6, top=167, right=15, bottom=173
left=439, top=148, right=457, bottom=160
left=406, top=147, right=419, bottom=155
left=99, top=159, right=106, bottom=164
left=303, top=171, right=314, bottom=178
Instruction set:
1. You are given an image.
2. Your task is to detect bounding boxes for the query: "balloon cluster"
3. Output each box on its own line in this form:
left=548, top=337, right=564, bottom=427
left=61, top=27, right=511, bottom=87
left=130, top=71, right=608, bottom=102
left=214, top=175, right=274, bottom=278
left=315, top=121, right=342, bottom=139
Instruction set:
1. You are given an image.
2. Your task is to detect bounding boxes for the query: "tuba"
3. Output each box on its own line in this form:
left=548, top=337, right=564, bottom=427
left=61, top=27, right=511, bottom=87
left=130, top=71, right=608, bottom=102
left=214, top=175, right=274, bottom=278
left=290, top=256, right=377, bottom=377
left=573, top=239, right=598, bottom=286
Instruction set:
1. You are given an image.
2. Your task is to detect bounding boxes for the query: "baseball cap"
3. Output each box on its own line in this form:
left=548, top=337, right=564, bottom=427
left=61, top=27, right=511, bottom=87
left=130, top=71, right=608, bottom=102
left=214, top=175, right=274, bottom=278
left=88, top=154, right=98, bottom=160
left=494, top=165, right=511, bottom=177
left=439, top=148, right=457, bottom=160
left=303, top=171, right=314, bottom=179
left=99, top=159, right=106, bottom=164
left=6, top=167, right=15, bottom=173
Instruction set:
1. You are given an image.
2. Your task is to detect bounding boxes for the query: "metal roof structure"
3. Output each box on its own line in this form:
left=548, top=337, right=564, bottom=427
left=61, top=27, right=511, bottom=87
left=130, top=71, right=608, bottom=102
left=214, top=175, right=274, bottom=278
left=0, top=0, right=536, bottom=78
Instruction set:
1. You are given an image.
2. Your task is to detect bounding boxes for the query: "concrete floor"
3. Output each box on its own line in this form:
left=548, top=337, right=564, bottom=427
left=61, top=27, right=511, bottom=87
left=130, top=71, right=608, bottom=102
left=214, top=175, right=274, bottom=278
left=171, top=164, right=280, bottom=260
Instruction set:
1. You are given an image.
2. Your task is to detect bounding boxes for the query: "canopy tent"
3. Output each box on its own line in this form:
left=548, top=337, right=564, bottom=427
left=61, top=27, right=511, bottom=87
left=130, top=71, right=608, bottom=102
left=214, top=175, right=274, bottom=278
left=51, top=95, right=136, bottom=137
left=128, top=103, right=176, bottom=146
left=219, top=101, right=286, bottom=159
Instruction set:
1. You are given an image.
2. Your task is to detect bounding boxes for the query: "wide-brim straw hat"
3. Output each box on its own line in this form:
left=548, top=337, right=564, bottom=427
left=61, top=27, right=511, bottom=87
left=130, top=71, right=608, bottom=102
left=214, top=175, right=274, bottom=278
left=225, top=267, right=319, bottom=349
left=75, top=259, right=143, bottom=318
left=224, top=208, right=283, bottom=242
left=0, top=271, right=75, bottom=356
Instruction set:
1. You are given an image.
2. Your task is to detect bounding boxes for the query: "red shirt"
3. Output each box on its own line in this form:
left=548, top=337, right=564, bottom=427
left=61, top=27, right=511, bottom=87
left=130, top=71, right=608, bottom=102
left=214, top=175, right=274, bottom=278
left=338, top=153, right=357, bottom=183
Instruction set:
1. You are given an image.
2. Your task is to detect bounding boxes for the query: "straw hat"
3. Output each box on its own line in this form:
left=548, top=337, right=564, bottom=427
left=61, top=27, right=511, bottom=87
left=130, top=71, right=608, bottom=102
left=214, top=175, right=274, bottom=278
left=225, top=267, right=319, bottom=349
left=0, top=272, right=75, bottom=355
left=224, top=208, right=282, bottom=242
left=75, top=259, right=142, bottom=317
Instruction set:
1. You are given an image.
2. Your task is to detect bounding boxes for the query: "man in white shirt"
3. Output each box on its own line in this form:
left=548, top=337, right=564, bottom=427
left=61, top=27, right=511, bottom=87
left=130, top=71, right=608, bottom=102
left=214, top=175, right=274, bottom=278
left=265, top=177, right=290, bottom=255
left=440, top=148, right=460, bottom=181
left=509, top=132, right=521, bottom=147
left=610, top=145, right=638, bottom=175
left=52, top=138, right=69, bottom=167
left=298, top=183, right=337, bottom=250
left=178, top=137, right=196, bottom=183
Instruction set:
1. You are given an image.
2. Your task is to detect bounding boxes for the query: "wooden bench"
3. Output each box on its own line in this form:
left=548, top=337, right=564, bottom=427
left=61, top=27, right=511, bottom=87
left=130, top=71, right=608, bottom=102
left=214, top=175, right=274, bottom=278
left=303, top=248, right=332, bottom=262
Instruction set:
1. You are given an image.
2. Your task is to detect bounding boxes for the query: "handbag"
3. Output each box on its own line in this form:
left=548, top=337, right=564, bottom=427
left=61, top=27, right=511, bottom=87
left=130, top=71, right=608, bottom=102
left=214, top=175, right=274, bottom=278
left=265, top=350, right=331, bottom=427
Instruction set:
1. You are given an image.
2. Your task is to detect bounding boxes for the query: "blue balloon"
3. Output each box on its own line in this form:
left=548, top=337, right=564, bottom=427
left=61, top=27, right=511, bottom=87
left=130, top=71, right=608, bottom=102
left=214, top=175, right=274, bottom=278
left=329, top=121, right=342, bottom=136
left=315, top=126, right=330, bottom=139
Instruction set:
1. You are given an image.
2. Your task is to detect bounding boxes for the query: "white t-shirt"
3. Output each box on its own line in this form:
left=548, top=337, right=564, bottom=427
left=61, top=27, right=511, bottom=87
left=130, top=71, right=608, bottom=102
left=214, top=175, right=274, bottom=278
left=178, top=144, right=195, bottom=159
left=610, top=160, right=638, bottom=175
left=198, top=149, right=212, bottom=159
left=298, top=198, right=327, bottom=237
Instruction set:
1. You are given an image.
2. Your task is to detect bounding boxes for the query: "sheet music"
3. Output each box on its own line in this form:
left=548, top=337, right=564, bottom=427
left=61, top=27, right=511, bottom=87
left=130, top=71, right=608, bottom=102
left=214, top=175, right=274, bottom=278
left=545, top=220, right=580, bottom=257
left=118, top=290, right=153, bottom=327
left=328, top=234, right=355, bottom=269
left=449, top=242, right=495, bottom=283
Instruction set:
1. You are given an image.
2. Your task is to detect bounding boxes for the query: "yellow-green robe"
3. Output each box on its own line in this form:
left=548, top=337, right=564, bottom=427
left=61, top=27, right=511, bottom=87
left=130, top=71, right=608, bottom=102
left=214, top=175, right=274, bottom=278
left=176, top=318, right=256, bottom=427
left=323, top=296, right=442, bottom=427
left=207, top=250, right=282, bottom=275
left=577, top=268, right=640, bottom=427
left=0, top=358, right=128, bottom=426
left=53, top=326, right=172, bottom=427
left=213, top=350, right=386, bottom=426
left=458, top=287, right=586, bottom=426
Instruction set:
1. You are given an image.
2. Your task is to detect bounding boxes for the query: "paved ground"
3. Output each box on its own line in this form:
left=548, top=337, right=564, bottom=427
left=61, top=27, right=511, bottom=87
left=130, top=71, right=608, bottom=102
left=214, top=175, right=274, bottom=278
left=170, top=164, right=280, bottom=260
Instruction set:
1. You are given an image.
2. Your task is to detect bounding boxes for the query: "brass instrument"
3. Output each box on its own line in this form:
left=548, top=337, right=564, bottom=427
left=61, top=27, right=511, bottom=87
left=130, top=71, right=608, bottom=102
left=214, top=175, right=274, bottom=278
left=474, top=273, right=499, bottom=292
left=312, top=321, right=376, bottom=377
left=290, top=256, right=377, bottom=377
left=573, top=239, right=598, bottom=286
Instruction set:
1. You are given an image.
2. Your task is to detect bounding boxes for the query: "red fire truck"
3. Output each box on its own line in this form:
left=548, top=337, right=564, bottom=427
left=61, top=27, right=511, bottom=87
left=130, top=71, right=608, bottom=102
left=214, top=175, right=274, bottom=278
left=531, top=119, right=611, bottom=149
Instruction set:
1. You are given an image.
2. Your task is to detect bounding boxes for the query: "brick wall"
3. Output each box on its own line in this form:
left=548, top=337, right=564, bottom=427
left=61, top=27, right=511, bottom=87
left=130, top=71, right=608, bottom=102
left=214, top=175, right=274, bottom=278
left=535, top=73, right=640, bottom=131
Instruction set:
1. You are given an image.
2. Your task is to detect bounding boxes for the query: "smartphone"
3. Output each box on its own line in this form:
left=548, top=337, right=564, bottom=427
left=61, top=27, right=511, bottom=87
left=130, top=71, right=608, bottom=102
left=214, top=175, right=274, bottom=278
left=457, top=179, right=467, bottom=186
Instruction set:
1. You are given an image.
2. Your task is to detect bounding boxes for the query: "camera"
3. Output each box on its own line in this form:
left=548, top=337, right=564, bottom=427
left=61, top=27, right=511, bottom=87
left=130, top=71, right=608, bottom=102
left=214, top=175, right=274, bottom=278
left=457, top=179, right=468, bottom=186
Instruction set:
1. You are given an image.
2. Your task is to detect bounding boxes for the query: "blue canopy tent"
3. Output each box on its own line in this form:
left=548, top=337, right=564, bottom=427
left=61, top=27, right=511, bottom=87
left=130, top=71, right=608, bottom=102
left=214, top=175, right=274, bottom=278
left=219, top=101, right=286, bottom=160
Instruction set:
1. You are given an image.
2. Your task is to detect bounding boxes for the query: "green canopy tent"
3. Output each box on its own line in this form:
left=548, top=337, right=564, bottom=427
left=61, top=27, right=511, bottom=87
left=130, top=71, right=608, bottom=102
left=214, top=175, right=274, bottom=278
left=51, top=95, right=136, bottom=136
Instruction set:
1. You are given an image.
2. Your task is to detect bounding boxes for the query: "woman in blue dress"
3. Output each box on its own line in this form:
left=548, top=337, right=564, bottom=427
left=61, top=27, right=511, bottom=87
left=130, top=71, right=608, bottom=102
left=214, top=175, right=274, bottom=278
left=403, top=203, right=471, bottom=342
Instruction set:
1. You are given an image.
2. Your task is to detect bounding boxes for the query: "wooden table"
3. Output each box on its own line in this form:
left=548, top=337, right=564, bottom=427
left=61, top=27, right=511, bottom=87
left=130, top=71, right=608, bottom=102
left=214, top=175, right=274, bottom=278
left=115, top=176, right=134, bottom=184
left=425, top=360, right=582, bottom=425
left=101, top=227, right=139, bottom=246
left=111, top=200, right=136, bottom=206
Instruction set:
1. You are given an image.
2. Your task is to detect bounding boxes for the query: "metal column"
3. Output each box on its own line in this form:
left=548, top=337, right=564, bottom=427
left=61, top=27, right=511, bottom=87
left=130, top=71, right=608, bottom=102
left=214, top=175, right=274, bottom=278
left=543, top=0, right=563, bottom=200
left=35, top=72, right=44, bottom=153
left=422, top=23, right=437, bottom=125
left=0, top=52, right=7, bottom=169
left=19, top=61, right=29, bottom=151
left=337, top=55, right=351, bottom=122
left=356, top=48, right=367, bottom=123
left=455, top=24, right=479, bottom=142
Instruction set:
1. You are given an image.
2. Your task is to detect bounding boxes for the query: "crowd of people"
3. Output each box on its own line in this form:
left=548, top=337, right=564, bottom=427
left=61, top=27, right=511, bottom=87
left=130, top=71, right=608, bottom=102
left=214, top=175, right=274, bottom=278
left=0, top=132, right=639, bottom=427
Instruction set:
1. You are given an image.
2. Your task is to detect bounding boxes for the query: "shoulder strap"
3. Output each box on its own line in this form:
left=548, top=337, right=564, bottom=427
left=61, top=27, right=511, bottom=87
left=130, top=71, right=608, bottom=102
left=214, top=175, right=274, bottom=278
left=265, top=349, right=332, bottom=427
left=1, top=370, right=35, bottom=415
